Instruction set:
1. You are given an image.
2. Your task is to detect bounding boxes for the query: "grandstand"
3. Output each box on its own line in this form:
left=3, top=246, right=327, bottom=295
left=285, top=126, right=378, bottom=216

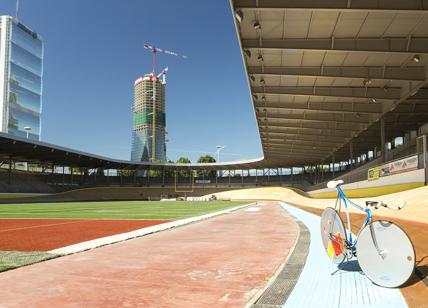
left=0, top=127, right=427, bottom=201
left=1, top=1, right=428, bottom=307
left=0, top=2, right=426, bottom=199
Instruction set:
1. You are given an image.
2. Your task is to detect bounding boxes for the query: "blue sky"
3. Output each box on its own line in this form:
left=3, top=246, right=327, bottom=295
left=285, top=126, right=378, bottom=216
left=0, top=0, right=262, bottom=162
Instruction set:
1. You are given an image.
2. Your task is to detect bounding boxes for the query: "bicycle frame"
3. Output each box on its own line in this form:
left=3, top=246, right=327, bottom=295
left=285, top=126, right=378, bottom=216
left=334, top=186, right=372, bottom=250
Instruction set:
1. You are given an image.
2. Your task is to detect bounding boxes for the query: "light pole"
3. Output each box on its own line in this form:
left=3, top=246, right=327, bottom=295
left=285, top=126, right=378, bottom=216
left=24, top=126, right=31, bottom=139
left=216, top=145, right=225, bottom=162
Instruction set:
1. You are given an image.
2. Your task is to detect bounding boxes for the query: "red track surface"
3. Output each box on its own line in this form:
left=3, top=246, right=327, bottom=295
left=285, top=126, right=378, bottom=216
left=0, top=219, right=171, bottom=251
left=0, top=203, right=299, bottom=307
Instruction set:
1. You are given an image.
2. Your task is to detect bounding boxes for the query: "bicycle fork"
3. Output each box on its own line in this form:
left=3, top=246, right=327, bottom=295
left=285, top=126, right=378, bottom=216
left=369, top=223, right=387, bottom=259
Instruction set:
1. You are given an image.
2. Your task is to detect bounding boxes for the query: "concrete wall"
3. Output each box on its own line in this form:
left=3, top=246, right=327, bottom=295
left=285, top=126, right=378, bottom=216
left=307, top=168, right=425, bottom=198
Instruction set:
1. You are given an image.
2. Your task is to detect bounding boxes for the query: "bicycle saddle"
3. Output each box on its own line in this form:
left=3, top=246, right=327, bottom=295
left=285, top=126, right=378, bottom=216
left=327, top=180, right=344, bottom=188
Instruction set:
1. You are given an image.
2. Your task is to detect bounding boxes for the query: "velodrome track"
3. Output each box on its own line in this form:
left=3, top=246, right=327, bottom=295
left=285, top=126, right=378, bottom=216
left=213, top=186, right=428, bottom=223
left=213, top=186, right=428, bottom=307
left=0, top=187, right=426, bottom=306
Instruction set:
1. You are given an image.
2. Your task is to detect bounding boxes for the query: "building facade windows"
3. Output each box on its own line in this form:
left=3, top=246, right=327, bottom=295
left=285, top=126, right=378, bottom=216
left=0, top=16, right=43, bottom=140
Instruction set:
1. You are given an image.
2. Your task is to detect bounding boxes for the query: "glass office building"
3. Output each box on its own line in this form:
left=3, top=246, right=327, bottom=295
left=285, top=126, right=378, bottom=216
left=0, top=16, right=43, bottom=140
left=131, top=75, right=166, bottom=162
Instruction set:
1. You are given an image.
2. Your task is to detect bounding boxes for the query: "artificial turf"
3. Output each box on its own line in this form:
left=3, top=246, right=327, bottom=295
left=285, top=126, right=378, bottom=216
left=0, top=201, right=247, bottom=220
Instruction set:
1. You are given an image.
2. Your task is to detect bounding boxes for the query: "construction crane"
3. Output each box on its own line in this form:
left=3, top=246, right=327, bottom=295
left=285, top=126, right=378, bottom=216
left=157, top=67, right=169, bottom=84
left=143, top=43, right=186, bottom=162
left=143, top=44, right=187, bottom=75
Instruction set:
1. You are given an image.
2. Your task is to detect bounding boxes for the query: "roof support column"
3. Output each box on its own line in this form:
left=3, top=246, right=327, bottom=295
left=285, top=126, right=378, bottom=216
left=301, top=167, right=304, bottom=182
left=162, top=167, right=165, bottom=187
left=255, top=169, right=258, bottom=185
left=290, top=167, right=294, bottom=185
left=8, top=159, right=12, bottom=185
left=381, top=117, right=386, bottom=163
left=350, top=141, right=354, bottom=170
left=321, top=164, right=324, bottom=182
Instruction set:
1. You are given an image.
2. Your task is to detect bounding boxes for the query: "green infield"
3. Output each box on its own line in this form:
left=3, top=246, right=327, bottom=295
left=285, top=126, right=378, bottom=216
left=0, top=251, right=58, bottom=272
left=0, top=201, right=248, bottom=220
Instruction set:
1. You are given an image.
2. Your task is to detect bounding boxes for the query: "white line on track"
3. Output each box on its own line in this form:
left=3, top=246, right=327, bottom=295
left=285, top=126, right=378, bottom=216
left=0, top=220, right=84, bottom=233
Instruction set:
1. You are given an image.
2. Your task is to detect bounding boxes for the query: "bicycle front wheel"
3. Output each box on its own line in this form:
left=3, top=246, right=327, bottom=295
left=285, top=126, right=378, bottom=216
left=320, top=207, right=347, bottom=264
left=356, top=220, right=415, bottom=288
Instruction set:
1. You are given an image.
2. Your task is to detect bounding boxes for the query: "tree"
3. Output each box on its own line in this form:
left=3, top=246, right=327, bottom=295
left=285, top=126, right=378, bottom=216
left=149, top=168, right=162, bottom=177
left=176, top=157, right=191, bottom=177
left=117, top=169, right=134, bottom=177
left=148, top=159, right=165, bottom=177
left=196, top=155, right=216, bottom=177
left=176, top=157, right=191, bottom=164
left=164, top=160, right=175, bottom=177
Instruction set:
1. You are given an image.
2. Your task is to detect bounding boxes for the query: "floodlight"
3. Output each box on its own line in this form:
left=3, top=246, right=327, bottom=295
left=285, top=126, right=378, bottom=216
left=410, top=89, right=418, bottom=96
left=235, top=10, right=243, bottom=23
left=412, top=55, right=420, bottom=63
left=362, top=79, right=371, bottom=86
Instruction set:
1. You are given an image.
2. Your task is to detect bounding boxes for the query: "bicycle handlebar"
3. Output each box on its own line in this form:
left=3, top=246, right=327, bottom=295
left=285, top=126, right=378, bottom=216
left=365, top=201, right=406, bottom=211
left=333, top=180, right=407, bottom=212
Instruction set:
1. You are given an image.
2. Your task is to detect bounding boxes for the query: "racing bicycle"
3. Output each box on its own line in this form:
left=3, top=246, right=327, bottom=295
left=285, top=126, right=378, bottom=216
left=320, top=180, right=415, bottom=288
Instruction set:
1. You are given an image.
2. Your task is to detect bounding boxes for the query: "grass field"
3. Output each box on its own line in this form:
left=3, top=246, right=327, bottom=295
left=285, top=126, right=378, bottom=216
left=0, top=201, right=247, bottom=220
left=0, top=251, right=58, bottom=272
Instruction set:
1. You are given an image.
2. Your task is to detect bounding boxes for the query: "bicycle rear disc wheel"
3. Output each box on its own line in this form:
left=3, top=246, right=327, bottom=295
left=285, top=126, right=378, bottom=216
left=320, top=207, right=347, bottom=264
left=356, top=221, right=415, bottom=288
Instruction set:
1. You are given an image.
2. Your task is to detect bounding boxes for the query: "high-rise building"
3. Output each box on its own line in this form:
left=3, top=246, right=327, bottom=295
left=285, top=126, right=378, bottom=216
left=131, top=74, right=166, bottom=162
left=0, top=16, right=43, bottom=140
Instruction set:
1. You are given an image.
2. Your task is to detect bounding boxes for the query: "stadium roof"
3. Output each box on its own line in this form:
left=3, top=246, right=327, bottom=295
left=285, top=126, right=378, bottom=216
left=2, top=2, right=428, bottom=170
left=231, top=0, right=428, bottom=165
left=0, top=133, right=268, bottom=170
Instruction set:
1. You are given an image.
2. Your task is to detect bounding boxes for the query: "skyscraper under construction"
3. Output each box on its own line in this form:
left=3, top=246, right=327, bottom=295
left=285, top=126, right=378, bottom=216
left=131, top=74, right=166, bottom=162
